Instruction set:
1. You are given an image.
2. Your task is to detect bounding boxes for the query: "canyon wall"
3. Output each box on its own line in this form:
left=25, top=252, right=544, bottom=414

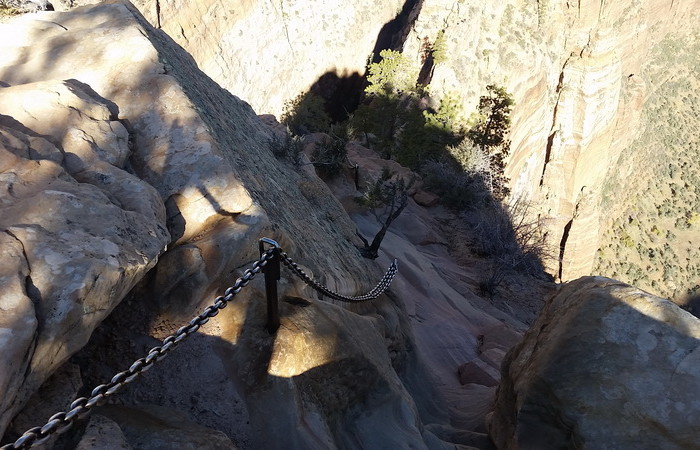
left=131, top=0, right=405, bottom=116
left=134, top=0, right=700, bottom=281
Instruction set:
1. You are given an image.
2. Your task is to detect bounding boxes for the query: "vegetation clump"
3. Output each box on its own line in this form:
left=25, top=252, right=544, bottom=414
left=279, top=48, right=548, bottom=287
left=281, top=91, right=331, bottom=136
left=311, top=135, right=348, bottom=179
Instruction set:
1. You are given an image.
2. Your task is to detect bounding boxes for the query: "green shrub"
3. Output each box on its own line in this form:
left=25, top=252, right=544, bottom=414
left=281, top=91, right=331, bottom=135
left=311, top=136, right=348, bottom=179
left=365, top=49, right=417, bottom=96
left=432, top=30, right=448, bottom=64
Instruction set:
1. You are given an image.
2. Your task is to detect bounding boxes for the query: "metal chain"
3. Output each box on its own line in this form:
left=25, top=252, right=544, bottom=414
left=281, top=252, right=398, bottom=302
left=1, top=250, right=274, bottom=450
left=3, top=243, right=400, bottom=448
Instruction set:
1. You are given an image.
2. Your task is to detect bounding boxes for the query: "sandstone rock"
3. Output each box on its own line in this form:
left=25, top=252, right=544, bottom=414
left=0, top=3, right=446, bottom=448
left=218, top=288, right=428, bottom=449
left=76, top=414, right=132, bottom=450
left=0, top=82, right=169, bottom=434
left=490, top=276, right=700, bottom=449
left=0, top=3, right=255, bottom=246
left=130, top=0, right=405, bottom=116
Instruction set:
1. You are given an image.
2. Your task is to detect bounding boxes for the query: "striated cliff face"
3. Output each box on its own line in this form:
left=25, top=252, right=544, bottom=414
left=134, top=0, right=700, bottom=281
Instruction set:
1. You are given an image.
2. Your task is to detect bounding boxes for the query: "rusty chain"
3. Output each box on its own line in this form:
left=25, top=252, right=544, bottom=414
left=281, top=252, right=398, bottom=302
left=1, top=249, right=274, bottom=450
left=2, top=241, right=399, bottom=448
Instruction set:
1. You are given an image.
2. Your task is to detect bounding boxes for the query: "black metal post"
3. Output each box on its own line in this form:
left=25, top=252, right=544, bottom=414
left=259, top=238, right=281, bottom=334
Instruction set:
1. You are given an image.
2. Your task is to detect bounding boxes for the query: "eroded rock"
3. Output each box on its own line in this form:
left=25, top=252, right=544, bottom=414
left=0, top=82, right=169, bottom=434
left=490, top=276, right=700, bottom=449
left=96, top=405, right=236, bottom=450
left=76, top=414, right=132, bottom=450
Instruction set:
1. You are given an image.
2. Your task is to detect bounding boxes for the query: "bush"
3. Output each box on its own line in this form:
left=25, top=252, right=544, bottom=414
left=365, top=49, right=417, bottom=96
left=469, top=198, right=551, bottom=276
left=269, top=132, right=302, bottom=162
left=281, top=91, right=331, bottom=135
left=311, top=136, right=348, bottom=179
left=421, top=160, right=489, bottom=210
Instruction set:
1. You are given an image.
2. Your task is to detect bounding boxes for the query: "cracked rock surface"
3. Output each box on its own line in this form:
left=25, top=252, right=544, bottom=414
left=0, top=81, right=170, bottom=434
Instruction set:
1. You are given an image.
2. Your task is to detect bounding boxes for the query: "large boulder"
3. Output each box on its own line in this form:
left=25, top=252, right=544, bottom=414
left=0, top=80, right=170, bottom=435
left=490, top=276, right=700, bottom=449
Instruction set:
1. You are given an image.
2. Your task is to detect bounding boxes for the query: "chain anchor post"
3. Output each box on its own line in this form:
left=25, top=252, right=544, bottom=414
left=259, top=238, right=281, bottom=334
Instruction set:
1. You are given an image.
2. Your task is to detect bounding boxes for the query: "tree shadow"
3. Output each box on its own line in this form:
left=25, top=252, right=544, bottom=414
left=306, top=71, right=365, bottom=123
left=284, top=0, right=424, bottom=126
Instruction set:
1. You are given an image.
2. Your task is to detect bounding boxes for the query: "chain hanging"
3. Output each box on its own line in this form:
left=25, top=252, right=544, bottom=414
left=1, top=250, right=274, bottom=450
left=2, top=240, right=400, bottom=448
left=281, top=252, right=398, bottom=302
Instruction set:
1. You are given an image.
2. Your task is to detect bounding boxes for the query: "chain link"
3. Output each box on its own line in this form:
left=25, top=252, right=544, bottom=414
left=1, top=250, right=274, bottom=450
left=3, top=243, right=400, bottom=448
left=281, top=252, right=398, bottom=302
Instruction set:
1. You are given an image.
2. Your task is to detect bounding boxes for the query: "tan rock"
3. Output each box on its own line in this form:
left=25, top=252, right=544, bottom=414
left=490, top=276, right=700, bottom=449
left=0, top=3, right=437, bottom=448
left=0, top=94, right=169, bottom=434
left=0, top=3, right=255, bottom=246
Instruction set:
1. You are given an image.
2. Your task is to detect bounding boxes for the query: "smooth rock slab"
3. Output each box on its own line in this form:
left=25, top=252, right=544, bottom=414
left=490, top=276, right=700, bottom=449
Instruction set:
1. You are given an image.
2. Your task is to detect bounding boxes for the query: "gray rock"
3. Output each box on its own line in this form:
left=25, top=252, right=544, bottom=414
left=490, top=276, right=700, bottom=449
left=7, top=363, right=82, bottom=449
left=96, top=405, right=235, bottom=450
left=75, top=414, right=132, bottom=450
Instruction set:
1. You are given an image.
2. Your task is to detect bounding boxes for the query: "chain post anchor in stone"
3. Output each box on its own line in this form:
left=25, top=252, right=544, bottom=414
left=259, top=237, right=281, bottom=334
